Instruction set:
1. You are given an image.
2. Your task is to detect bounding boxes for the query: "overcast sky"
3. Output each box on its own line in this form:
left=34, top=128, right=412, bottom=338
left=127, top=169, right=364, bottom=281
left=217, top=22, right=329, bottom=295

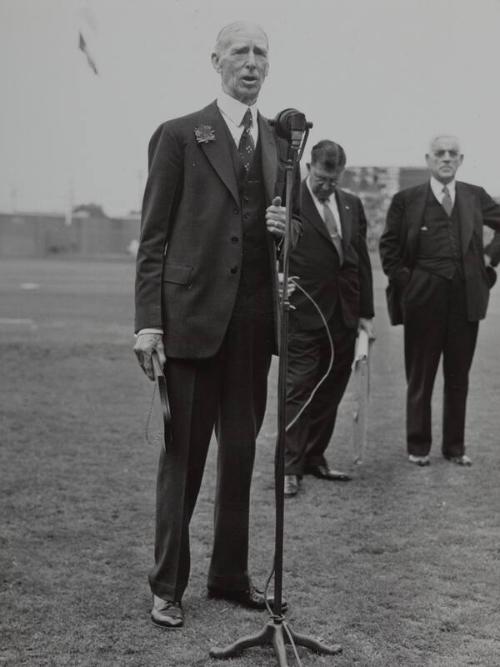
left=1, top=0, right=500, bottom=216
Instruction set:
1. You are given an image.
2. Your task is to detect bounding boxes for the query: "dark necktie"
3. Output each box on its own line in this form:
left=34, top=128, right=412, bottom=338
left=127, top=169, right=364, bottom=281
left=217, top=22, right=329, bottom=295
left=323, top=202, right=344, bottom=264
left=441, top=185, right=453, bottom=216
left=238, top=108, right=255, bottom=173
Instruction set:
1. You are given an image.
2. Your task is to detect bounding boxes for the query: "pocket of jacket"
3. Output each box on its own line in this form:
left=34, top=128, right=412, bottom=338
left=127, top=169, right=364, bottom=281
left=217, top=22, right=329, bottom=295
left=163, top=263, right=193, bottom=285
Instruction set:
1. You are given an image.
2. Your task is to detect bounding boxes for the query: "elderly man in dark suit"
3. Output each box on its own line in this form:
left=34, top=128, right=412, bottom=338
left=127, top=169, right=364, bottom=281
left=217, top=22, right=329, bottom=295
left=379, top=135, right=500, bottom=467
left=133, top=21, right=297, bottom=628
left=283, top=141, right=374, bottom=497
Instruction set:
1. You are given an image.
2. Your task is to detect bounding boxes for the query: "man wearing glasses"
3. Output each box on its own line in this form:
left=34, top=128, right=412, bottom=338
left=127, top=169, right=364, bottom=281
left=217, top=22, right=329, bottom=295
left=283, top=140, right=374, bottom=497
left=379, top=135, right=500, bottom=467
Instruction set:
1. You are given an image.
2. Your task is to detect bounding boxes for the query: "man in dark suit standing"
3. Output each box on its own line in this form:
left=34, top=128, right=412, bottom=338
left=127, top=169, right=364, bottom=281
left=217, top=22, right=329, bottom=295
left=284, top=141, right=374, bottom=497
left=379, top=135, right=500, bottom=467
left=133, top=21, right=296, bottom=628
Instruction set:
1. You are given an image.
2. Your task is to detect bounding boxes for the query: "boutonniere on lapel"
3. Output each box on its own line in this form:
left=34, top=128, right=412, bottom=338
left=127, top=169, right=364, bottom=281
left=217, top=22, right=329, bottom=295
left=194, top=125, right=216, bottom=144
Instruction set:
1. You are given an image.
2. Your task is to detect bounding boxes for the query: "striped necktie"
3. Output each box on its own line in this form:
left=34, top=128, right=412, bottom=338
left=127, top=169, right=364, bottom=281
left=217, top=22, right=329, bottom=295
left=323, top=202, right=343, bottom=264
left=238, top=108, right=255, bottom=173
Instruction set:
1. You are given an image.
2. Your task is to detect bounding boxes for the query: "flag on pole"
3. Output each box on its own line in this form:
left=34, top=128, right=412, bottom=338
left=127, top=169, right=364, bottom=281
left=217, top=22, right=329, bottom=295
left=78, top=31, right=98, bottom=75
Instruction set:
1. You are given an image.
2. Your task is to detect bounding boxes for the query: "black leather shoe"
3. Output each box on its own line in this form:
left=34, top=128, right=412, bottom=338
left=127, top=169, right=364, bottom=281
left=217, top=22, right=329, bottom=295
left=151, top=595, right=184, bottom=628
left=304, top=464, right=351, bottom=481
left=208, top=584, right=288, bottom=612
left=444, top=454, right=472, bottom=466
left=284, top=474, right=300, bottom=497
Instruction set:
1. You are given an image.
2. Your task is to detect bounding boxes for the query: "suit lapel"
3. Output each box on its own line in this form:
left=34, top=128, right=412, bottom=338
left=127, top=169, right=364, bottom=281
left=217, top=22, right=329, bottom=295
left=196, top=101, right=240, bottom=205
left=455, top=182, right=474, bottom=255
left=258, top=114, right=278, bottom=204
left=406, top=184, right=429, bottom=264
left=301, top=183, right=332, bottom=244
left=335, top=188, right=352, bottom=250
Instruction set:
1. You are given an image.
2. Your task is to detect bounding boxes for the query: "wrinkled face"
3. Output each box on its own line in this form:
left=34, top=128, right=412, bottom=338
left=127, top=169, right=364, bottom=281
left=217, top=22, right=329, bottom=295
left=308, top=162, right=344, bottom=202
left=211, top=25, right=269, bottom=105
left=425, top=136, right=463, bottom=184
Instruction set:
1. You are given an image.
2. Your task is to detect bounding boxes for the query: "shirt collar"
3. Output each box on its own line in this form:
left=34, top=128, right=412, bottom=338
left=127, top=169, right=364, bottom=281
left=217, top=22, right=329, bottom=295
left=217, top=90, right=258, bottom=127
left=430, top=176, right=456, bottom=199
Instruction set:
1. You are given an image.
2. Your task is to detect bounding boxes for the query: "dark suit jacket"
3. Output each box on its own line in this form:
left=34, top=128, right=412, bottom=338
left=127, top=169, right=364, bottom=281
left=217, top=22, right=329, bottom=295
left=289, top=182, right=374, bottom=330
left=379, top=181, right=500, bottom=323
left=135, top=100, right=296, bottom=358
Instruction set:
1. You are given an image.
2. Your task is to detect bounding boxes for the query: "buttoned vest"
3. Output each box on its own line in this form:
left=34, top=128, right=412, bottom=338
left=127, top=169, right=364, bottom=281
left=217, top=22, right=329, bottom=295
left=415, top=189, right=464, bottom=279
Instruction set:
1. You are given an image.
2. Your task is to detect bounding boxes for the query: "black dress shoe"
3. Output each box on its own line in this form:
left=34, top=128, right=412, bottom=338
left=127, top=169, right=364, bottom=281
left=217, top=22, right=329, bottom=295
left=304, top=464, right=351, bottom=481
left=208, top=583, right=288, bottom=612
left=284, top=474, right=300, bottom=497
left=151, top=595, right=184, bottom=628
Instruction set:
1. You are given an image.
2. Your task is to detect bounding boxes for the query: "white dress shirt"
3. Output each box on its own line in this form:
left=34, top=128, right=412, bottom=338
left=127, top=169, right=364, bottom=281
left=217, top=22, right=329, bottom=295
left=306, top=177, right=343, bottom=238
left=430, top=176, right=456, bottom=207
left=217, top=90, right=259, bottom=147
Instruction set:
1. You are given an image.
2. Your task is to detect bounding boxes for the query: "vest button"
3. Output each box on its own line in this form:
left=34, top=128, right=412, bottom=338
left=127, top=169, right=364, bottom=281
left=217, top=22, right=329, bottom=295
left=230, top=266, right=238, bottom=274
left=231, top=236, right=239, bottom=244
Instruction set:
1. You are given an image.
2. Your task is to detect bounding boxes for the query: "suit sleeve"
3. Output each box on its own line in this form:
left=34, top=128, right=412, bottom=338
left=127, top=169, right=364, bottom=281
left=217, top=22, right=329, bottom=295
left=479, top=187, right=500, bottom=267
left=379, top=192, right=411, bottom=285
left=356, top=198, right=375, bottom=319
left=135, top=123, right=183, bottom=333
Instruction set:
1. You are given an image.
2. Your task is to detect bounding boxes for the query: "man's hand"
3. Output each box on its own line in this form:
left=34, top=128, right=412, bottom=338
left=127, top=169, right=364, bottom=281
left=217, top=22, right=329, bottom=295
left=359, top=318, right=375, bottom=340
left=266, top=196, right=286, bottom=238
left=134, top=332, right=166, bottom=381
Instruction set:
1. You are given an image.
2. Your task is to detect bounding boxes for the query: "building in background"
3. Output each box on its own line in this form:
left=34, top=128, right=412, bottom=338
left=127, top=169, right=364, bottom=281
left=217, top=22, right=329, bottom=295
left=341, top=166, right=428, bottom=250
left=1, top=167, right=496, bottom=258
left=0, top=208, right=140, bottom=259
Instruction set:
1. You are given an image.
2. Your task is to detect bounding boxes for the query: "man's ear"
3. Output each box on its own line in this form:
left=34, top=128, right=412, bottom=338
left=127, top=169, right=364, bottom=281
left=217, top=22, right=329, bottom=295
left=211, top=52, right=221, bottom=73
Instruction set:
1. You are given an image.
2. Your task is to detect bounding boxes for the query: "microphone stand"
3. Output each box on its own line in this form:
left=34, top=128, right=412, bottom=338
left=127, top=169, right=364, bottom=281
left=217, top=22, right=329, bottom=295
left=210, top=120, right=342, bottom=665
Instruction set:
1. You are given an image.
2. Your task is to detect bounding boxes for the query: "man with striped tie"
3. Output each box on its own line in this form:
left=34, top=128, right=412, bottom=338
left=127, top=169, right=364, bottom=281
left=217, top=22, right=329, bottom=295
left=134, top=21, right=299, bottom=628
left=284, top=140, right=374, bottom=497
left=379, top=135, right=500, bottom=467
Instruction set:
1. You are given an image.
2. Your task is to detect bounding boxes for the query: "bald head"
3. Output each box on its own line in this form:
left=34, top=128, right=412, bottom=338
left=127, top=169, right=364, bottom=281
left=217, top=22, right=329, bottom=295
left=211, top=21, right=270, bottom=105
left=213, top=21, right=268, bottom=57
left=428, top=134, right=461, bottom=154
left=425, top=135, right=463, bottom=184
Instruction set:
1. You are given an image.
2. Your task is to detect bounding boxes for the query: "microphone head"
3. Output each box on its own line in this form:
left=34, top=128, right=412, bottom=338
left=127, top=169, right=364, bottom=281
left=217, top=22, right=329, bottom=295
left=272, top=108, right=307, bottom=139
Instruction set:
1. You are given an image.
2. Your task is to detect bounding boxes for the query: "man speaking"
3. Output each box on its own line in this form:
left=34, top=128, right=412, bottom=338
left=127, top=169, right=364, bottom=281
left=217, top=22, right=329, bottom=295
left=134, top=21, right=296, bottom=628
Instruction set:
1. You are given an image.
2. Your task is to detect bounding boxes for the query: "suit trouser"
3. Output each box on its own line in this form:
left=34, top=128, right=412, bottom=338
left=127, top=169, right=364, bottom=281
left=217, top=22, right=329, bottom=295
left=284, top=314, right=357, bottom=475
left=403, top=268, right=478, bottom=457
left=148, top=296, right=273, bottom=601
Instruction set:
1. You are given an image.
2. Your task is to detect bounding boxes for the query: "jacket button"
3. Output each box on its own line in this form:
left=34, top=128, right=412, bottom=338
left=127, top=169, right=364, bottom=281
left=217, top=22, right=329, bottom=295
left=231, top=236, right=239, bottom=244
left=233, top=208, right=240, bottom=215
left=230, top=266, right=238, bottom=274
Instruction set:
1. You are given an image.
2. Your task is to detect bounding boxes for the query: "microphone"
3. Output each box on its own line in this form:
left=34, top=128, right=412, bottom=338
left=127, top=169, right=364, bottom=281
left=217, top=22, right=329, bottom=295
left=270, top=108, right=312, bottom=151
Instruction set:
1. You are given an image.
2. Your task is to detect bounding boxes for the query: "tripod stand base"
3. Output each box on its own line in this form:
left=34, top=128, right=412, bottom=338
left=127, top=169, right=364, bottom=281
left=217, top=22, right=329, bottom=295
left=210, top=618, right=342, bottom=665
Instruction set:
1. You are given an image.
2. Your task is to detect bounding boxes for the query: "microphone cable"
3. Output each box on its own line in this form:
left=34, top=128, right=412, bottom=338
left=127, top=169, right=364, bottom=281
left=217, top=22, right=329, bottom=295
left=284, top=278, right=335, bottom=432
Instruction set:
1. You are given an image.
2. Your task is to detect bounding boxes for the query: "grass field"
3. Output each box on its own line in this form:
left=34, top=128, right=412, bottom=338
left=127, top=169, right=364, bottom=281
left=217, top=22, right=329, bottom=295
left=1, top=257, right=500, bottom=667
